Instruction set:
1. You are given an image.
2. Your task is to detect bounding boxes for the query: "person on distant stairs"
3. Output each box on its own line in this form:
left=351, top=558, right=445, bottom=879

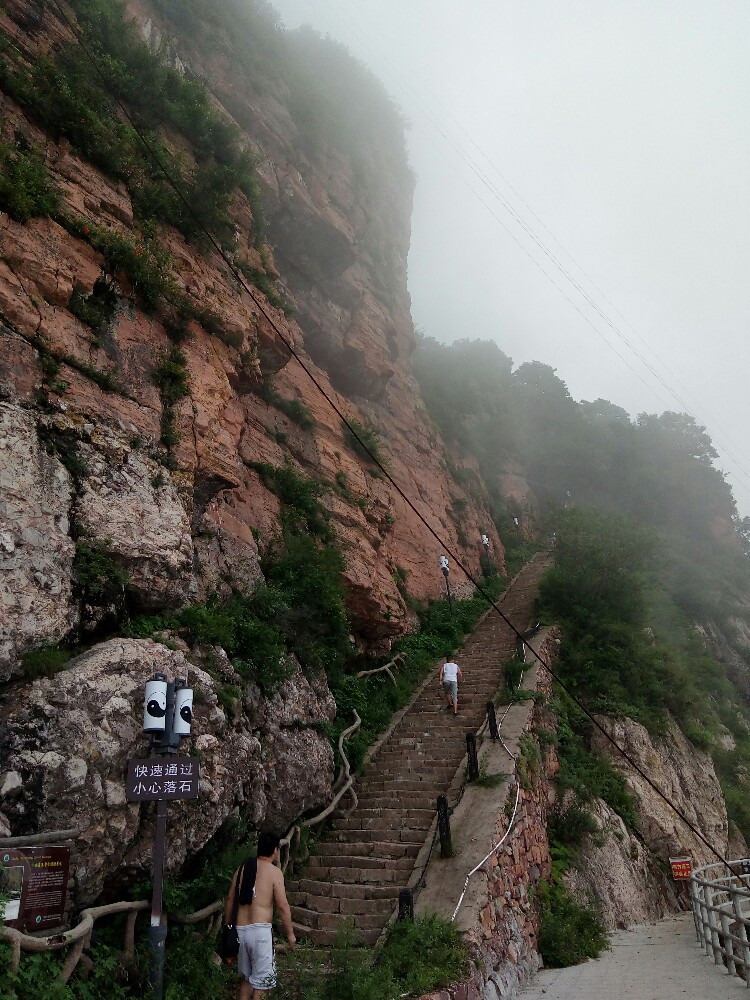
left=226, top=830, right=296, bottom=999
left=440, top=656, right=462, bottom=715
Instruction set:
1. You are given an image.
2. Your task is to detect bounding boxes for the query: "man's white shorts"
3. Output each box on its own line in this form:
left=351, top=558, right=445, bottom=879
left=237, top=923, right=276, bottom=990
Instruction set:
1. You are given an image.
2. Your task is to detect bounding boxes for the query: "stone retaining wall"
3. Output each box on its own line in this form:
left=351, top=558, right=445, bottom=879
left=420, top=632, right=559, bottom=1000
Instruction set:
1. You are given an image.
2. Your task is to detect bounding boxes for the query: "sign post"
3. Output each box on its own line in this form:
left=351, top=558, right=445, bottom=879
left=128, top=676, right=196, bottom=1000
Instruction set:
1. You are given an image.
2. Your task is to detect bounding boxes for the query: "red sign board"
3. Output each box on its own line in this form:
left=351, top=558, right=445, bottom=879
left=670, top=857, right=692, bottom=880
left=1, top=846, right=70, bottom=931
left=126, top=756, right=200, bottom=802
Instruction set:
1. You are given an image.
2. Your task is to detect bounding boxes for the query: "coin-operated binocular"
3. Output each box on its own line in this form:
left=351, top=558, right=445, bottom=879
left=143, top=674, right=193, bottom=750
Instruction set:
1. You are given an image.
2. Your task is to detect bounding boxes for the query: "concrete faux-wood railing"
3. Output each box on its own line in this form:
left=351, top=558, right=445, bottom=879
left=691, top=858, right=750, bottom=984
left=279, top=709, right=361, bottom=871
left=1, top=709, right=361, bottom=982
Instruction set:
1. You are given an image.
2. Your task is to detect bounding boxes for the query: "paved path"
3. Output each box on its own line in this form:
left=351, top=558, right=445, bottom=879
left=287, top=556, right=551, bottom=945
left=520, top=914, right=747, bottom=999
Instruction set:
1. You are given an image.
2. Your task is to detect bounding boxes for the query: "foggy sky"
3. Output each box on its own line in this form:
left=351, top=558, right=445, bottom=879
left=271, top=0, right=750, bottom=516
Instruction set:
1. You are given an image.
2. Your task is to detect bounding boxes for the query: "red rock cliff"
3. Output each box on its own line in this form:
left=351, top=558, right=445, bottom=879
left=0, top=0, right=504, bottom=672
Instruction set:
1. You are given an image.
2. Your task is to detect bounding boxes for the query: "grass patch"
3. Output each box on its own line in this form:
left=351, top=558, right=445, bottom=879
left=63, top=215, right=175, bottom=313
left=537, top=874, right=609, bottom=967
left=68, top=279, right=118, bottom=338
left=247, top=460, right=330, bottom=539
left=153, top=347, right=190, bottom=448
left=19, top=645, right=72, bottom=681
left=237, top=259, right=294, bottom=315
left=0, top=0, right=266, bottom=246
left=256, top=376, right=315, bottom=430
left=280, top=914, right=467, bottom=998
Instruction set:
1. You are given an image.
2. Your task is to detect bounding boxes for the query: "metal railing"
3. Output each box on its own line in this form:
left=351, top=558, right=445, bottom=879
left=691, top=859, right=750, bottom=985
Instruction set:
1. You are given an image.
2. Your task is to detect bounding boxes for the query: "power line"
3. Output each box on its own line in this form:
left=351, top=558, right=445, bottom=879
left=323, top=0, right=750, bottom=493
left=47, top=0, right=738, bottom=872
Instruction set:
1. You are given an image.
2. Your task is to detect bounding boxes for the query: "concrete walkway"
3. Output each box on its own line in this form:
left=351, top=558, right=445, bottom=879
left=520, top=914, right=747, bottom=999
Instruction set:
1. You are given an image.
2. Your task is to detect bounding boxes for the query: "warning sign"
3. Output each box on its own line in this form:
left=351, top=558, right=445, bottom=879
left=669, top=857, right=692, bottom=880
left=1, top=846, right=70, bottom=931
left=126, top=756, right=200, bottom=802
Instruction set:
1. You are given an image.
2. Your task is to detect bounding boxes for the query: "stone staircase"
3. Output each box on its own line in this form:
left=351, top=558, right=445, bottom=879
left=286, top=556, right=551, bottom=945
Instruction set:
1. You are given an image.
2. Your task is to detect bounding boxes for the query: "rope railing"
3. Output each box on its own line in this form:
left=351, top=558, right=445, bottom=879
left=1, top=900, right=150, bottom=980
left=690, top=859, right=750, bottom=985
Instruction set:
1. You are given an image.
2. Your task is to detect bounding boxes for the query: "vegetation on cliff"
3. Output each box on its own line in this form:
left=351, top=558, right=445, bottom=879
left=415, top=334, right=750, bottom=966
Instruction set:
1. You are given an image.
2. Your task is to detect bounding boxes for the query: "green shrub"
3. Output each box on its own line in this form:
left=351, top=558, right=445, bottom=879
left=249, top=461, right=330, bottom=539
left=279, top=914, right=467, bottom=999
left=0, top=0, right=266, bottom=245
left=0, top=142, right=58, bottom=222
left=256, top=377, right=314, bottom=429
left=537, top=876, right=608, bottom=967
left=379, top=914, right=468, bottom=994
left=68, top=279, right=118, bottom=338
left=64, top=218, right=175, bottom=313
left=345, top=418, right=385, bottom=467
left=153, top=348, right=190, bottom=405
left=0, top=938, right=141, bottom=1000
left=73, top=538, right=129, bottom=604
left=237, top=259, right=294, bottom=315
left=153, top=347, right=190, bottom=448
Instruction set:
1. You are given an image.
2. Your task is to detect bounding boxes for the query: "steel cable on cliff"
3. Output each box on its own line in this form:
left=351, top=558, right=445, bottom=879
left=47, top=0, right=739, bottom=875
left=324, top=0, right=750, bottom=490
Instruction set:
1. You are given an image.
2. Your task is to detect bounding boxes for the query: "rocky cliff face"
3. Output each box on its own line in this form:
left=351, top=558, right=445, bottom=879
left=0, top=0, right=502, bottom=672
left=0, top=0, right=503, bottom=901
left=565, top=715, right=744, bottom=929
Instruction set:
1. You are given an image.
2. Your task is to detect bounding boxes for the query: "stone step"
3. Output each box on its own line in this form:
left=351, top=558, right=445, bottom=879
left=287, top=891, right=394, bottom=918
left=297, top=864, right=404, bottom=884
left=287, top=558, right=548, bottom=945
left=375, top=765, right=456, bottom=780
left=313, top=840, right=420, bottom=859
left=329, top=826, right=427, bottom=844
left=305, top=853, right=413, bottom=873
left=294, top=922, right=379, bottom=946
left=354, top=788, right=444, bottom=804
left=291, top=905, right=388, bottom=933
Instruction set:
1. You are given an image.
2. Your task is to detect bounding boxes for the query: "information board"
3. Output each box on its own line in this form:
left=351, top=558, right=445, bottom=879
left=126, top=756, right=200, bottom=801
left=1, top=846, right=70, bottom=931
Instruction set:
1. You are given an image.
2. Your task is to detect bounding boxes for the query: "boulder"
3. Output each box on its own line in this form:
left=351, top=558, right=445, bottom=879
left=0, top=639, right=263, bottom=905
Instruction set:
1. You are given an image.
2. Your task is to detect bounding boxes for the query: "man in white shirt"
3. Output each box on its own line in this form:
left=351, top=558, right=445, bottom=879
left=440, top=657, right=462, bottom=715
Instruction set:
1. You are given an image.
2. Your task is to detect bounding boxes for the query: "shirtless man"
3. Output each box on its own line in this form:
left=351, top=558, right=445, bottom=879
left=225, top=831, right=296, bottom=999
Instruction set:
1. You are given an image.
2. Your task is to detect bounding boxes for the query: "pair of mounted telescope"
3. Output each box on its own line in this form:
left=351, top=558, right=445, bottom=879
left=143, top=674, right=193, bottom=743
